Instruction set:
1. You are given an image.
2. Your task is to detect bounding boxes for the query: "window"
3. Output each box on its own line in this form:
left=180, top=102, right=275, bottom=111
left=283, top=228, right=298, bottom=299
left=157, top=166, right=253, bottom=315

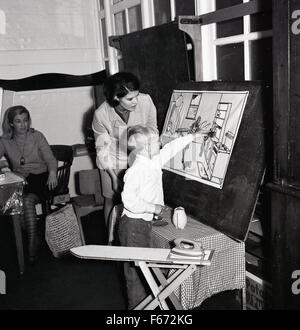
left=128, top=5, right=143, bottom=32
left=153, top=0, right=171, bottom=25
left=98, top=0, right=272, bottom=80
left=216, top=0, right=243, bottom=38
left=175, top=0, right=195, bottom=16
left=152, top=0, right=196, bottom=24
left=200, top=0, right=272, bottom=81
left=217, top=43, right=244, bottom=80
left=112, top=0, right=143, bottom=34
left=98, top=0, right=143, bottom=73
left=98, top=0, right=197, bottom=74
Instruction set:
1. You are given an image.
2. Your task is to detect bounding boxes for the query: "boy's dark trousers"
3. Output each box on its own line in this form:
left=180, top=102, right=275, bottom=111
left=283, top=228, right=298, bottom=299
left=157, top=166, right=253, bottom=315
left=117, top=215, right=152, bottom=310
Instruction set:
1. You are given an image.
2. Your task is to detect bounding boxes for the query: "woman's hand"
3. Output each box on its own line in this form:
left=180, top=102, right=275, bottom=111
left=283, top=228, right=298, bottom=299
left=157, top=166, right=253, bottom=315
left=47, top=171, right=58, bottom=190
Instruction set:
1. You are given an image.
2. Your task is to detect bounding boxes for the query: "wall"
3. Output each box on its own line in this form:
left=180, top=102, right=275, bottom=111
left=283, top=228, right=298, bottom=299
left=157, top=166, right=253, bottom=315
left=11, top=86, right=96, bottom=196
left=0, top=0, right=103, bottom=79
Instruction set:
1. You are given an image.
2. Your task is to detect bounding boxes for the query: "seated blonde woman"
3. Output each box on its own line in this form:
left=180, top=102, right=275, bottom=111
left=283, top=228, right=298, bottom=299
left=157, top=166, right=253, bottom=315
left=0, top=105, right=57, bottom=262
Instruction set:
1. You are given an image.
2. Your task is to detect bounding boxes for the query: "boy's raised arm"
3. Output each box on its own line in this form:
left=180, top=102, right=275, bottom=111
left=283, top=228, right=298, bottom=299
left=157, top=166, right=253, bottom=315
left=159, top=134, right=194, bottom=166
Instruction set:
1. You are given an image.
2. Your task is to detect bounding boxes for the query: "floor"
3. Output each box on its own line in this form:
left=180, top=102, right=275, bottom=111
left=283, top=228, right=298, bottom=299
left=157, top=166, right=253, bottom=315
left=0, top=209, right=241, bottom=310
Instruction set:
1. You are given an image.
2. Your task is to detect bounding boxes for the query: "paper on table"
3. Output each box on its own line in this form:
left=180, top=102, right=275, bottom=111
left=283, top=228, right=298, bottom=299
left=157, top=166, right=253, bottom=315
left=0, top=172, right=24, bottom=186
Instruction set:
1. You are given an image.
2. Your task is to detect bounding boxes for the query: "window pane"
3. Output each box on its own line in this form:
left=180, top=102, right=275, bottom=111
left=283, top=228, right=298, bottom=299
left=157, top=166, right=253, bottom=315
left=251, top=38, right=272, bottom=84
left=153, top=0, right=171, bottom=25
left=175, top=0, right=195, bottom=15
left=216, top=0, right=243, bottom=10
left=217, top=43, right=244, bottom=80
left=99, top=0, right=104, bottom=10
left=128, top=5, right=142, bottom=32
left=251, top=11, right=272, bottom=32
left=216, top=0, right=243, bottom=38
left=217, top=18, right=243, bottom=38
left=114, top=11, right=126, bottom=35
left=101, top=18, right=108, bottom=58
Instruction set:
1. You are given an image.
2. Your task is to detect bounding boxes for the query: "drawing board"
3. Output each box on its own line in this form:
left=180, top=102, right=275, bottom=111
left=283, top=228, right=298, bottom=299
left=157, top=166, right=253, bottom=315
left=161, top=90, right=249, bottom=189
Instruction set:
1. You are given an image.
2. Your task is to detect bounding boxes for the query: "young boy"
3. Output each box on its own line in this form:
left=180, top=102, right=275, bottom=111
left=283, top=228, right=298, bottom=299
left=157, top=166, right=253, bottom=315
left=117, top=125, right=205, bottom=309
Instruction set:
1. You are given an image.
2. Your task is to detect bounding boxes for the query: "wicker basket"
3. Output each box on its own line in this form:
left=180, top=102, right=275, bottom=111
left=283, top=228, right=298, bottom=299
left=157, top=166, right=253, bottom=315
left=45, top=203, right=83, bottom=258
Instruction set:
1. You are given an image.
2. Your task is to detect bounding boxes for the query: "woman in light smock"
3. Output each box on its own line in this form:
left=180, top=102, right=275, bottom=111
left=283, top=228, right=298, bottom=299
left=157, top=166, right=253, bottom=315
left=92, top=72, right=158, bottom=229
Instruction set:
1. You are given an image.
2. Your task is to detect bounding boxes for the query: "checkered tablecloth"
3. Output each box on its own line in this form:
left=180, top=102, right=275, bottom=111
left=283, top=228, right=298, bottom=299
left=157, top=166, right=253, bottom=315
left=151, top=206, right=245, bottom=310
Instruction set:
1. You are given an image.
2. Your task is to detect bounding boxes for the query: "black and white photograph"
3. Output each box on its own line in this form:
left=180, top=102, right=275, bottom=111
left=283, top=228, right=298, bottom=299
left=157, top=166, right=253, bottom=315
left=0, top=0, right=299, bottom=317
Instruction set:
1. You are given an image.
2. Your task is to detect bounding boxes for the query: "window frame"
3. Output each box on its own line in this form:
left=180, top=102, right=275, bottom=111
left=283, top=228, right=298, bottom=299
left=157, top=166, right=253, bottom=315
left=197, top=0, right=273, bottom=81
left=111, top=0, right=142, bottom=35
left=98, top=0, right=272, bottom=77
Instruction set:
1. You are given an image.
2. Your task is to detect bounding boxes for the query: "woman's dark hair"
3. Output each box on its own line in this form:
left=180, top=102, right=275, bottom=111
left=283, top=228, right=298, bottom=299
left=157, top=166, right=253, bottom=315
left=103, top=72, right=140, bottom=107
left=2, top=105, right=32, bottom=139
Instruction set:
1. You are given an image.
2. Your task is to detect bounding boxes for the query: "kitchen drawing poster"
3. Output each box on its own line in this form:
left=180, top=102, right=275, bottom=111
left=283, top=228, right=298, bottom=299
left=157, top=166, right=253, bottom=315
left=161, top=90, right=249, bottom=189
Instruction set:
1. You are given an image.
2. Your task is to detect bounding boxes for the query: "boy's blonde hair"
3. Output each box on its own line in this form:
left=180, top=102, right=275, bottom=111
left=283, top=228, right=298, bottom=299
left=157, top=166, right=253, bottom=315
left=127, top=125, right=158, bottom=152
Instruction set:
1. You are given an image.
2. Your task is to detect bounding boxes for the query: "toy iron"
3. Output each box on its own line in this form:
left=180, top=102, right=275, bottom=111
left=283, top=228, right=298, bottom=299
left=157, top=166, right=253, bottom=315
left=171, top=238, right=204, bottom=257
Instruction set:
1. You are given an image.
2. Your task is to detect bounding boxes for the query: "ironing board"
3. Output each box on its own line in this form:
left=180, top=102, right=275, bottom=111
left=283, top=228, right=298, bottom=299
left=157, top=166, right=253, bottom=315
left=70, top=245, right=214, bottom=310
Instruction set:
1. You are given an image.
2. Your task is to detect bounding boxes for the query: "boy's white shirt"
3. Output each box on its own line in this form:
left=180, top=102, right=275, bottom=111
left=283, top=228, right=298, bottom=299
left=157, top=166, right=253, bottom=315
left=122, top=134, right=194, bottom=221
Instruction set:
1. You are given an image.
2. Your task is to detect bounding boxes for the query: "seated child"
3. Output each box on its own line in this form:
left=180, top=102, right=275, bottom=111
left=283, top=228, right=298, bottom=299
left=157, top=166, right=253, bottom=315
left=117, top=125, right=205, bottom=309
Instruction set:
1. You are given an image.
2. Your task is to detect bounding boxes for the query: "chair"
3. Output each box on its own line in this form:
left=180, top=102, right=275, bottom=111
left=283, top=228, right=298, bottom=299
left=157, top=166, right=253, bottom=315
left=43, top=145, right=74, bottom=214
left=71, top=169, right=104, bottom=244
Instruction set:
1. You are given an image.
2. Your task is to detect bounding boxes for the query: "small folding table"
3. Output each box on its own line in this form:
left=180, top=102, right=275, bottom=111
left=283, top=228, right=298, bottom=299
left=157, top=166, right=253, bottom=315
left=71, top=245, right=214, bottom=310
